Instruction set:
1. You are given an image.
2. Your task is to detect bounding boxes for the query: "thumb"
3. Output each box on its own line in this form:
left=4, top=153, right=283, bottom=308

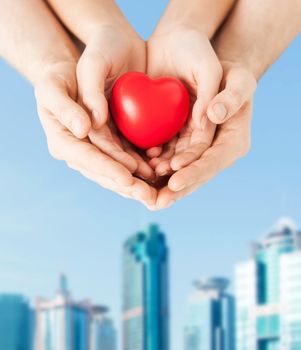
left=77, top=49, right=109, bottom=129
left=35, top=78, right=91, bottom=139
left=207, top=68, right=257, bottom=124
left=192, top=63, right=223, bottom=129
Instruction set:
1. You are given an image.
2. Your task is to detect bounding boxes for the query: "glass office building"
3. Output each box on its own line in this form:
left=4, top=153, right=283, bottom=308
left=35, top=274, right=89, bottom=350
left=235, top=218, right=301, bottom=350
left=122, top=224, right=169, bottom=350
left=0, top=294, right=33, bottom=350
left=184, top=277, right=235, bottom=350
left=90, top=305, right=116, bottom=350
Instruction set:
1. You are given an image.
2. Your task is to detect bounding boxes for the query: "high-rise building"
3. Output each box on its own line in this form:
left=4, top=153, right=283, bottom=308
left=35, top=274, right=89, bottom=350
left=0, top=293, right=34, bottom=350
left=184, top=277, right=235, bottom=350
left=235, top=218, right=301, bottom=350
left=122, top=223, right=169, bottom=350
left=90, top=305, right=116, bottom=350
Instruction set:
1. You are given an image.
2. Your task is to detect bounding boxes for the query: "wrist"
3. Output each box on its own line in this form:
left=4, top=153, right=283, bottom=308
left=215, top=46, right=263, bottom=80
left=31, top=58, right=78, bottom=87
left=153, top=0, right=235, bottom=39
left=76, top=12, right=140, bottom=45
left=150, top=24, right=209, bottom=44
left=153, top=18, right=214, bottom=40
left=85, top=23, right=143, bottom=50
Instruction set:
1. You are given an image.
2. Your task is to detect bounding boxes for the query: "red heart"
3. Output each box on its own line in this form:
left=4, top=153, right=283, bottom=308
left=110, top=72, right=190, bottom=149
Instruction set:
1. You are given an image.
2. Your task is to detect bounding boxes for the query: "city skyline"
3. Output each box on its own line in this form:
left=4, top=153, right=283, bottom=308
left=1, top=218, right=301, bottom=350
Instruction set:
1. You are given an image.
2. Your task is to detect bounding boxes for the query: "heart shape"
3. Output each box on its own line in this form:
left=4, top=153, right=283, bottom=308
left=110, top=72, right=190, bottom=149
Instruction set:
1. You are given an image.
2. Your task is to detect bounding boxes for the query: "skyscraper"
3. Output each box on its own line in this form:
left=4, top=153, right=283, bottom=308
left=235, top=218, right=301, bottom=350
left=0, top=293, right=33, bottom=350
left=90, top=305, right=116, bottom=350
left=184, top=277, right=235, bottom=350
left=35, top=274, right=89, bottom=350
left=122, top=223, right=169, bottom=350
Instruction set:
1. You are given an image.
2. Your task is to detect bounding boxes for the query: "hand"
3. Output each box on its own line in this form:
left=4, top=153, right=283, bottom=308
left=76, top=25, right=154, bottom=181
left=152, top=64, right=257, bottom=209
left=34, top=61, right=157, bottom=206
left=146, top=27, right=222, bottom=176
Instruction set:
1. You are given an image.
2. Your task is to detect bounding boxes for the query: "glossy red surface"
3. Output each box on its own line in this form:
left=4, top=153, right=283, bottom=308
left=110, top=72, right=190, bottom=149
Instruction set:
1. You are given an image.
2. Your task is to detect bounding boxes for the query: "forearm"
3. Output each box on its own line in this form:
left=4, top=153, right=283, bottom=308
left=214, top=0, right=301, bottom=79
left=46, top=0, right=138, bottom=44
left=152, top=0, right=236, bottom=39
left=0, top=0, right=78, bottom=85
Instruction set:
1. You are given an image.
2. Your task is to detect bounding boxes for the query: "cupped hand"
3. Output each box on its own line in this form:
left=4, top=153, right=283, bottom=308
left=34, top=61, right=157, bottom=206
left=76, top=25, right=154, bottom=180
left=146, top=27, right=223, bottom=176
left=152, top=63, right=257, bottom=210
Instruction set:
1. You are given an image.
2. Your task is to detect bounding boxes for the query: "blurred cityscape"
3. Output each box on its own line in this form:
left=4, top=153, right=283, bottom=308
left=0, top=219, right=301, bottom=350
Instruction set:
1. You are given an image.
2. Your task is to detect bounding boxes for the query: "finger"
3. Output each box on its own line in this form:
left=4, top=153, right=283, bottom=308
left=168, top=143, right=239, bottom=192
left=117, top=136, right=155, bottom=180
left=171, top=119, right=216, bottom=170
left=154, top=138, right=177, bottom=176
left=77, top=49, right=109, bottom=129
left=207, top=68, right=257, bottom=124
left=192, top=62, right=223, bottom=128
left=125, top=148, right=156, bottom=181
left=35, top=80, right=91, bottom=139
left=146, top=146, right=163, bottom=158
left=40, top=110, right=134, bottom=187
left=73, top=166, right=157, bottom=206
left=89, top=127, right=137, bottom=174
left=155, top=182, right=200, bottom=209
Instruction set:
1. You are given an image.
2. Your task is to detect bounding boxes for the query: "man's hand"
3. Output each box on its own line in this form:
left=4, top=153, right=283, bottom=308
left=35, top=61, right=157, bottom=206
left=151, top=64, right=257, bottom=209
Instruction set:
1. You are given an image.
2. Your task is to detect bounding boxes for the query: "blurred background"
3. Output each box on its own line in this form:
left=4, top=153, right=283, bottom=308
left=0, top=1, right=300, bottom=350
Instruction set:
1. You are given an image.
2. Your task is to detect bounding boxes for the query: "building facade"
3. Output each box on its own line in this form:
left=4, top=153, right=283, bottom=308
left=235, top=218, right=301, bottom=350
left=35, top=274, right=89, bottom=350
left=184, top=278, right=235, bottom=350
left=90, top=305, right=116, bottom=350
left=0, top=294, right=33, bottom=350
left=122, top=224, right=169, bottom=350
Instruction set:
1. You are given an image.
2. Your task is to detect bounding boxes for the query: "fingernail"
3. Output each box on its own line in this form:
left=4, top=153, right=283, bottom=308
left=92, top=110, right=101, bottom=128
left=72, top=117, right=84, bottom=137
left=213, top=103, right=227, bottom=121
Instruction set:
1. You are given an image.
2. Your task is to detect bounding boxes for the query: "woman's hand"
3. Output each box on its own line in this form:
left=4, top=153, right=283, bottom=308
left=146, top=27, right=222, bottom=176
left=76, top=26, right=155, bottom=180
left=152, top=64, right=257, bottom=209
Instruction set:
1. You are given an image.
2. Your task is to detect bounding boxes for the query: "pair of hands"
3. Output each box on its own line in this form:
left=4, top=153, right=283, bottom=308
left=35, top=25, right=257, bottom=210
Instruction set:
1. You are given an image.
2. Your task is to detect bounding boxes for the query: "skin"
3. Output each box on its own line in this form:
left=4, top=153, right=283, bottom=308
left=0, top=0, right=157, bottom=207
left=146, top=0, right=235, bottom=176
left=44, top=0, right=235, bottom=207
left=1, top=0, right=300, bottom=210
left=152, top=0, right=301, bottom=209
left=46, top=0, right=156, bottom=181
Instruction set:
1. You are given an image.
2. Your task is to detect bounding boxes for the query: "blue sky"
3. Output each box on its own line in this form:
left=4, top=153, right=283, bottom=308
left=0, top=1, right=300, bottom=349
